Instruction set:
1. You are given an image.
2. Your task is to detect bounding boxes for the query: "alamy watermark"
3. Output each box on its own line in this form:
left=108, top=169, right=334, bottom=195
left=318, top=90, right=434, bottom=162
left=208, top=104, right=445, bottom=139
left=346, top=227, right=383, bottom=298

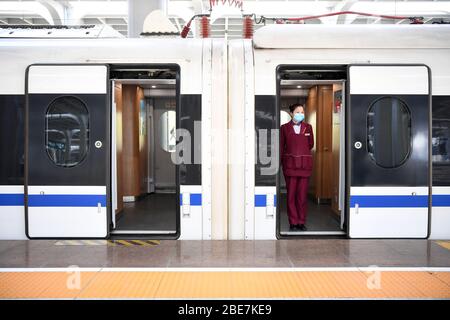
left=171, top=121, right=281, bottom=176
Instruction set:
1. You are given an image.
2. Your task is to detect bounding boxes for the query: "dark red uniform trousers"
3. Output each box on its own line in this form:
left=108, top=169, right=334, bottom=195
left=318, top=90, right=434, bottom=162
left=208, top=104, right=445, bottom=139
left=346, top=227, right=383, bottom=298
left=285, top=176, right=309, bottom=225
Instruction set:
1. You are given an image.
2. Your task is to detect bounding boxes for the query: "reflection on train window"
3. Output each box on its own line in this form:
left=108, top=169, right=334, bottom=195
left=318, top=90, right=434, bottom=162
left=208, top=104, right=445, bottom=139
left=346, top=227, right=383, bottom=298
left=432, top=96, right=450, bottom=185
left=367, top=97, right=411, bottom=168
left=433, top=119, right=450, bottom=162
left=45, top=96, right=89, bottom=167
left=280, top=110, right=291, bottom=126
left=159, top=110, right=176, bottom=152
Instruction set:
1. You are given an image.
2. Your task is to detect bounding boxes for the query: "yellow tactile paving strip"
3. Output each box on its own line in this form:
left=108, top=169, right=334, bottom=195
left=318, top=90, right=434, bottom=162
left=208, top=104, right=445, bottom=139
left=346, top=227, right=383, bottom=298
left=1, top=271, right=449, bottom=299
left=436, top=241, right=450, bottom=251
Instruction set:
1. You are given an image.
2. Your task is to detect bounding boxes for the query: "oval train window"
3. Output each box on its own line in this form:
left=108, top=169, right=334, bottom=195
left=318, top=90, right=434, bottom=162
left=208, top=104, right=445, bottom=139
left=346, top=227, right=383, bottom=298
left=367, top=97, right=411, bottom=168
left=45, top=96, right=89, bottom=167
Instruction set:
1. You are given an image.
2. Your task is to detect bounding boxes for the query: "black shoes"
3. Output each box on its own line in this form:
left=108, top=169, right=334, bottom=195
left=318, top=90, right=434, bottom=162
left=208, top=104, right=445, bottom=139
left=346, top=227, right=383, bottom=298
left=289, top=224, right=307, bottom=231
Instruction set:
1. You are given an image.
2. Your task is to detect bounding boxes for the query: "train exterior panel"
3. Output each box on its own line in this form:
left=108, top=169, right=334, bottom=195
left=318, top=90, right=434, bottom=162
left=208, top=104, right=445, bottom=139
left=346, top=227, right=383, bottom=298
left=1, top=24, right=450, bottom=240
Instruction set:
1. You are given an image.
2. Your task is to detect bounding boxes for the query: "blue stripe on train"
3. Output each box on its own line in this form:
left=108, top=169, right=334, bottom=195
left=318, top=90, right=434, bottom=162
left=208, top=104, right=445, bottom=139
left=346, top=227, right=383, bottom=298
left=350, top=195, right=428, bottom=208
left=255, top=194, right=277, bottom=207
left=255, top=194, right=450, bottom=208
left=0, top=193, right=202, bottom=207
left=1, top=193, right=449, bottom=207
left=179, top=193, right=202, bottom=206
left=0, top=194, right=106, bottom=207
left=0, top=194, right=24, bottom=206
left=350, top=194, right=450, bottom=207
left=28, top=194, right=107, bottom=207
left=432, top=195, right=450, bottom=207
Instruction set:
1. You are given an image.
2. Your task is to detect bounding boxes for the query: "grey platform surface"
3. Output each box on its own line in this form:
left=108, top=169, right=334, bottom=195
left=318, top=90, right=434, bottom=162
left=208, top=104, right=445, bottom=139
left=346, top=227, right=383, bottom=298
left=0, top=239, right=450, bottom=268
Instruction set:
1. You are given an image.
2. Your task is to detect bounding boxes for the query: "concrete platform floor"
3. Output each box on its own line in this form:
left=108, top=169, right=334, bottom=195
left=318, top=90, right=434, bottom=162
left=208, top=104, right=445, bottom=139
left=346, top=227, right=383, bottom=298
left=0, top=239, right=450, bottom=268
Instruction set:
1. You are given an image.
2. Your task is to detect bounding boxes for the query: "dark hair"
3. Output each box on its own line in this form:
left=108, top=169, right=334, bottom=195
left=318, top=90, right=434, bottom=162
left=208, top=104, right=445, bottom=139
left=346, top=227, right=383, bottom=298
left=289, top=103, right=305, bottom=113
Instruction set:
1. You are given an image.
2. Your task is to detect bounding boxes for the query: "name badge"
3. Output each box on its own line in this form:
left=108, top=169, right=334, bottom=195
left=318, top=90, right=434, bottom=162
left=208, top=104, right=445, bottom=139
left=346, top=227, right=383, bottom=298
left=305, top=133, right=310, bottom=136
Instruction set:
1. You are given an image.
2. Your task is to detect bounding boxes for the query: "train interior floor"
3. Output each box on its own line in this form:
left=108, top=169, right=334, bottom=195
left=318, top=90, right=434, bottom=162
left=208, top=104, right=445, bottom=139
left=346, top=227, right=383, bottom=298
left=115, top=193, right=176, bottom=232
left=1, top=240, right=450, bottom=299
left=279, top=193, right=341, bottom=233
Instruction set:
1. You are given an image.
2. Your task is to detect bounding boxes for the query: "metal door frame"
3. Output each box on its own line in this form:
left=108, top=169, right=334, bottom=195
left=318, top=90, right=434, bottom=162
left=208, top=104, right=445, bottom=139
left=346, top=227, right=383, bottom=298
left=107, top=63, right=181, bottom=239
left=275, top=64, right=348, bottom=238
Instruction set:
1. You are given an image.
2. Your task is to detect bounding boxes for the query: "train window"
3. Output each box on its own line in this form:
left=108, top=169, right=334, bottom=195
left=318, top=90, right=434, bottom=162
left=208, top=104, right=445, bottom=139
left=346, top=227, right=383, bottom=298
left=367, top=97, right=411, bottom=168
left=45, top=96, right=89, bottom=167
left=432, top=96, right=450, bottom=185
left=159, top=110, right=176, bottom=152
left=0, top=96, right=24, bottom=184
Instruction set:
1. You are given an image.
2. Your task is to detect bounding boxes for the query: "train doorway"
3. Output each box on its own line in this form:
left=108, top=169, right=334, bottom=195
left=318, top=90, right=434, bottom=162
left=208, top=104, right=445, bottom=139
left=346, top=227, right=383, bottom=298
left=276, top=66, right=347, bottom=237
left=110, top=65, right=180, bottom=238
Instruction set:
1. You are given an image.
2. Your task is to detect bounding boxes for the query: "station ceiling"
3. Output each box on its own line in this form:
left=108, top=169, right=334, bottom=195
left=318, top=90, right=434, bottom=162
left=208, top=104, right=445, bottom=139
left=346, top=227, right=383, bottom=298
left=1, top=0, right=450, bottom=38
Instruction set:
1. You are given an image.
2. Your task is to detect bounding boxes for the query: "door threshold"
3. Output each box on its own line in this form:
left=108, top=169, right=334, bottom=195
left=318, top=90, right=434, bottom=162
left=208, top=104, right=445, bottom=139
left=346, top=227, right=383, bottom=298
left=111, top=230, right=176, bottom=235
left=280, top=231, right=346, bottom=236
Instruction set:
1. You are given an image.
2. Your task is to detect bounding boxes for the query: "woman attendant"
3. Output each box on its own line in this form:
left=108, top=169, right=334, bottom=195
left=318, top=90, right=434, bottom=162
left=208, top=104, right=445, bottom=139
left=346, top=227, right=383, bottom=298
left=280, top=104, right=314, bottom=231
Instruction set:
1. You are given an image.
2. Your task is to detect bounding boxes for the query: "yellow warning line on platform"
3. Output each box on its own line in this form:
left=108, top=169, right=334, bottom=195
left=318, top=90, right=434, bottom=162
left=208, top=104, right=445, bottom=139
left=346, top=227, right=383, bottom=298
left=0, top=270, right=449, bottom=299
left=436, top=241, right=450, bottom=251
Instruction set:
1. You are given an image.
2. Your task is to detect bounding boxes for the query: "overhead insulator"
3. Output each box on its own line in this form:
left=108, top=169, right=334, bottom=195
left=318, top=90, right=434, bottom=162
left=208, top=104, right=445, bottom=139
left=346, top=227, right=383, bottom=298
left=243, top=16, right=254, bottom=39
left=200, top=16, right=210, bottom=38
left=181, top=23, right=191, bottom=38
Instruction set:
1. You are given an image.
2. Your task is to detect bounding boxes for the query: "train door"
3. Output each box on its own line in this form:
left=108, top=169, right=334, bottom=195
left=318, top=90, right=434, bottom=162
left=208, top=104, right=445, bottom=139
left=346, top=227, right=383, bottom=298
left=348, top=65, right=431, bottom=238
left=25, top=64, right=110, bottom=239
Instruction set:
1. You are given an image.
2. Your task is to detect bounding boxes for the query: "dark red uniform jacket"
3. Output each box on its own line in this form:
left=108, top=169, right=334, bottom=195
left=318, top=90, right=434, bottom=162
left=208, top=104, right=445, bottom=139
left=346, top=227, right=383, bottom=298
left=280, top=120, right=314, bottom=177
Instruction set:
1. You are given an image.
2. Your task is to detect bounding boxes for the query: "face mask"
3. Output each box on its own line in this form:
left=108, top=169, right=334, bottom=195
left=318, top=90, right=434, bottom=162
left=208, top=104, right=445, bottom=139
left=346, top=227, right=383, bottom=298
left=293, top=112, right=304, bottom=123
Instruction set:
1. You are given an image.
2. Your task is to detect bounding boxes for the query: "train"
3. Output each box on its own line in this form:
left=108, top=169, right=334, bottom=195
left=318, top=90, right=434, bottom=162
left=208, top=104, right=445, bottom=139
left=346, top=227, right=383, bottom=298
left=0, top=23, right=449, bottom=240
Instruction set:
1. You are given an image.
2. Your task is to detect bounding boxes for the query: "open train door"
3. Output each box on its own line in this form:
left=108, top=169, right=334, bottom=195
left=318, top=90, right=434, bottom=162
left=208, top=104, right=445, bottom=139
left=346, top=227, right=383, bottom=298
left=348, top=65, right=431, bottom=238
left=25, top=65, right=110, bottom=239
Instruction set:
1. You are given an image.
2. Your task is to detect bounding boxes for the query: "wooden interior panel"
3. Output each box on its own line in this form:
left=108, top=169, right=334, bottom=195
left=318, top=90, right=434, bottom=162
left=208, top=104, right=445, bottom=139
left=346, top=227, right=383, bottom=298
left=114, top=83, right=123, bottom=213
left=318, top=85, right=333, bottom=201
left=307, top=85, right=334, bottom=203
left=305, top=86, right=318, bottom=197
left=121, top=84, right=141, bottom=197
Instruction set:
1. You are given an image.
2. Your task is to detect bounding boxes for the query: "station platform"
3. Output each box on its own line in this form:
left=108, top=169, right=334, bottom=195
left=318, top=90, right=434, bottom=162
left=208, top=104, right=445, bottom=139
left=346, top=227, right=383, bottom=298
left=1, top=239, right=450, bottom=299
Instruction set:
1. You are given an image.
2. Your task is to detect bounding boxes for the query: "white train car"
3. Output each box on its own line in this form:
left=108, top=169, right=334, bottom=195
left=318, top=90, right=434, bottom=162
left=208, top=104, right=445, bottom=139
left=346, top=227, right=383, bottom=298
left=0, top=36, right=228, bottom=240
left=1, top=24, right=450, bottom=241
left=228, top=24, right=450, bottom=240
